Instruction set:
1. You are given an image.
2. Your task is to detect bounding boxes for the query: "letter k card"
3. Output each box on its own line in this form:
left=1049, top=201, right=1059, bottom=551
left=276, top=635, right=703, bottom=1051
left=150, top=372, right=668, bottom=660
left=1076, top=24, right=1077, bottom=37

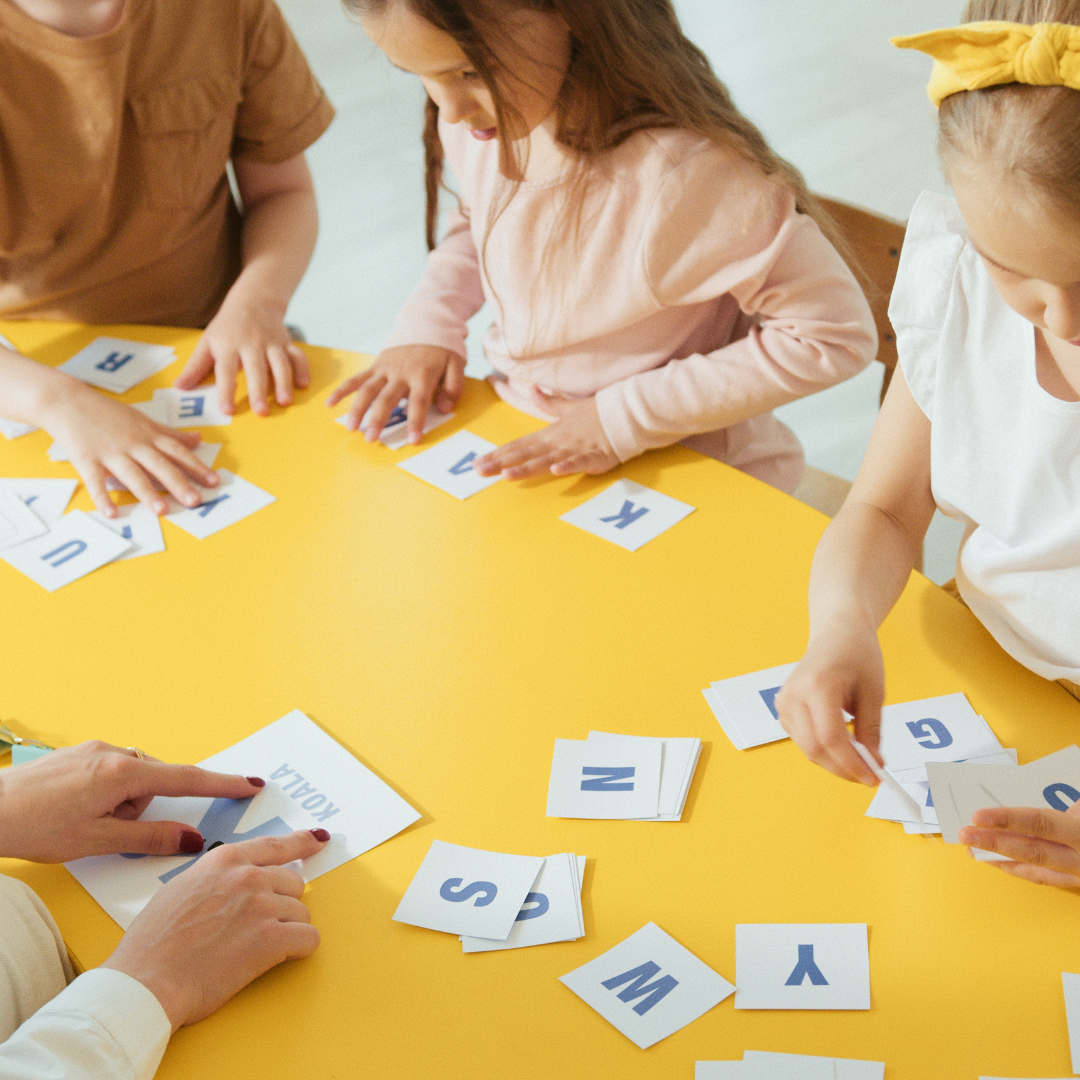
left=559, top=478, right=694, bottom=551
left=560, top=923, right=734, bottom=1049
left=735, top=924, right=870, bottom=1010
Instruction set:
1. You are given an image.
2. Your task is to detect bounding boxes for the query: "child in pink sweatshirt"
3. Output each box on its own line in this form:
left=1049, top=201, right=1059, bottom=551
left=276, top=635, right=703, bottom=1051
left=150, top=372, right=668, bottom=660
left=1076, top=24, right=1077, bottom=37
left=328, top=0, right=877, bottom=493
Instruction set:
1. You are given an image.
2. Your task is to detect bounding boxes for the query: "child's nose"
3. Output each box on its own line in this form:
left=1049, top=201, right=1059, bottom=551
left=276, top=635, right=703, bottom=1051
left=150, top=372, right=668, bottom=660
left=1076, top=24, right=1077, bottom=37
left=438, top=87, right=478, bottom=126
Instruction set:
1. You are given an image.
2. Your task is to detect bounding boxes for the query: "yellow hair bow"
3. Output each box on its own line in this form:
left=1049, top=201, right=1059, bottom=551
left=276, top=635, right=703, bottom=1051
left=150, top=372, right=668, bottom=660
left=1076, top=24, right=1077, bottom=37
left=892, top=20, right=1080, bottom=107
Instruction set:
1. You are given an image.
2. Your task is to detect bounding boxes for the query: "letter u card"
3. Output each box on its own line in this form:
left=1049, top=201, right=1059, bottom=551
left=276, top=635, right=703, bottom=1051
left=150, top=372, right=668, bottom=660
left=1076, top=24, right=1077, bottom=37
left=65, top=709, right=420, bottom=929
left=560, top=922, right=734, bottom=1049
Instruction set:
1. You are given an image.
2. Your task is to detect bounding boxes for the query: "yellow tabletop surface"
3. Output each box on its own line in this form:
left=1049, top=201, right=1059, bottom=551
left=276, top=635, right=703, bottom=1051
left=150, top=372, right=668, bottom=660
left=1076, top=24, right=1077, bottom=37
left=1, top=320, right=1079, bottom=1079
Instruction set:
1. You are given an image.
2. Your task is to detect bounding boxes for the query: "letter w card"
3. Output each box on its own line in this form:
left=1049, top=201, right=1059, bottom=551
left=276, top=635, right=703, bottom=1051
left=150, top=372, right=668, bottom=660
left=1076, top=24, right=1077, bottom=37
left=546, top=737, right=662, bottom=819
left=735, top=924, right=870, bottom=1010
left=58, top=337, right=175, bottom=394
left=65, top=709, right=420, bottom=929
left=397, top=429, right=502, bottom=500
left=560, top=478, right=694, bottom=552
left=392, top=840, right=545, bottom=939
left=560, top=922, right=734, bottom=1049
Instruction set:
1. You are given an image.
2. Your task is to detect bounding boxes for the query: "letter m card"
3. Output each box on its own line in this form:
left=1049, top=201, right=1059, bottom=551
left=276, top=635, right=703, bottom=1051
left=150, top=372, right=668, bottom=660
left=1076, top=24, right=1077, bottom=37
left=559, top=478, right=694, bottom=552
left=560, top=922, right=734, bottom=1049
left=546, top=738, right=662, bottom=819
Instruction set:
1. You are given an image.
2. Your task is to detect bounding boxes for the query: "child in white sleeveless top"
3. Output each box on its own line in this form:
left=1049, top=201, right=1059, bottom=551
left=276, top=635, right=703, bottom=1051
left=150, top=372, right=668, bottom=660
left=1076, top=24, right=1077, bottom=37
left=778, top=0, right=1080, bottom=888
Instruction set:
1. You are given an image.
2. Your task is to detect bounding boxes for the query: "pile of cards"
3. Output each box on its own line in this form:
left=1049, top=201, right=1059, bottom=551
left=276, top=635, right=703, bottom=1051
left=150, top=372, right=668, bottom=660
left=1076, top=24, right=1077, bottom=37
left=58, top=337, right=176, bottom=395
left=929, top=744, right=1080, bottom=861
left=560, top=922, right=734, bottom=1049
left=697, top=1051, right=884, bottom=1079
left=394, top=840, right=587, bottom=952
left=546, top=731, right=701, bottom=821
left=863, top=693, right=1014, bottom=837
left=703, top=662, right=797, bottom=750
left=67, top=709, right=420, bottom=929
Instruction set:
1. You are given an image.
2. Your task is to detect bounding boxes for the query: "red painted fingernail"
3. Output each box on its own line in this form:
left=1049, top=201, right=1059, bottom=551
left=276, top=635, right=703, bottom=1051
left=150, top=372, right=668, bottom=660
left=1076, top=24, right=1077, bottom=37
left=179, top=831, right=204, bottom=854
left=246, top=776, right=265, bottom=788
left=310, top=828, right=330, bottom=842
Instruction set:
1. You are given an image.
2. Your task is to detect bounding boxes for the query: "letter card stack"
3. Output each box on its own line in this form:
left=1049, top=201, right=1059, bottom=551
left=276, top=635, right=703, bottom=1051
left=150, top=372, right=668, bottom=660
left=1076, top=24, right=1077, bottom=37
left=696, top=1051, right=884, bottom=1078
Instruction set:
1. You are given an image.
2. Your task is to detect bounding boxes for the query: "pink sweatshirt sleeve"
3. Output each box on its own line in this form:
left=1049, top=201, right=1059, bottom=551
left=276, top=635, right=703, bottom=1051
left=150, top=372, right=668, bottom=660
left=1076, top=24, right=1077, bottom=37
left=595, top=148, right=877, bottom=461
left=383, top=203, right=487, bottom=360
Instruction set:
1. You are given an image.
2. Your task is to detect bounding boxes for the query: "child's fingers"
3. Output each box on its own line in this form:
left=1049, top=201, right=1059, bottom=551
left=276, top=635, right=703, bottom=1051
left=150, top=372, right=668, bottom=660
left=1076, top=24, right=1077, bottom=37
left=363, top=380, right=407, bottom=442
left=266, top=345, right=295, bottom=407
left=105, top=457, right=170, bottom=516
left=960, top=823, right=1080, bottom=878
left=131, top=447, right=205, bottom=509
left=78, top=461, right=118, bottom=519
left=991, top=860, right=1080, bottom=889
left=325, top=370, right=371, bottom=410
left=243, top=349, right=272, bottom=417
left=406, top=375, right=440, bottom=444
left=437, top=356, right=466, bottom=412
left=969, top=804, right=1080, bottom=847
left=503, top=449, right=564, bottom=480
left=288, top=344, right=311, bottom=389
left=174, top=338, right=214, bottom=391
left=348, top=374, right=387, bottom=431
left=214, top=353, right=241, bottom=416
left=155, top=438, right=219, bottom=487
left=474, top=433, right=547, bottom=476
left=550, top=450, right=616, bottom=476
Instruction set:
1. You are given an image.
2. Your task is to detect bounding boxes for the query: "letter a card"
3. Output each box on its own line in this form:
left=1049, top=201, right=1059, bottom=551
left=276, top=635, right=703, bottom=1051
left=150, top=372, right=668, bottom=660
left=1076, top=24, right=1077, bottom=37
left=66, top=709, right=420, bottom=929
left=560, top=478, right=694, bottom=552
left=560, top=922, right=734, bottom=1049
left=546, top=737, right=662, bottom=819
left=0, top=509, right=131, bottom=591
left=735, top=924, right=870, bottom=1010
left=392, top=839, right=544, bottom=939
left=397, top=429, right=502, bottom=499
left=163, top=470, right=275, bottom=538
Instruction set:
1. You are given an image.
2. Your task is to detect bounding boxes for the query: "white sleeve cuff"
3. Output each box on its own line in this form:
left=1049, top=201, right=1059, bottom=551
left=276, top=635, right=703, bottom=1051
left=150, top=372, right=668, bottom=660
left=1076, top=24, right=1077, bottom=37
left=0, top=968, right=170, bottom=1080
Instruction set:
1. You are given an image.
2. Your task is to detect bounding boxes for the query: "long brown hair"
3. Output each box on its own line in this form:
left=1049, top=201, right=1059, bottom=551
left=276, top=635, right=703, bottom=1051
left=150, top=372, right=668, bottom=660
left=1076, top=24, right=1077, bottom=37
left=939, top=0, right=1080, bottom=212
left=348, top=0, right=845, bottom=259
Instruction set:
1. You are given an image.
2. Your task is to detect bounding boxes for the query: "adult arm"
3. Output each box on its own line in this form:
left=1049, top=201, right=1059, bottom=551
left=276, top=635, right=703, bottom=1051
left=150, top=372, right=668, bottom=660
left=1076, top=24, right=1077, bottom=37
left=775, top=366, right=937, bottom=784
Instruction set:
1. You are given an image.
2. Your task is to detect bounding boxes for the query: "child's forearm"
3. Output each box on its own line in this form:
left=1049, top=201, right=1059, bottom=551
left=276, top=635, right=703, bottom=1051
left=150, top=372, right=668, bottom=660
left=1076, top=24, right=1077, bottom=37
left=0, top=347, right=83, bottom=427
left=228, top=186, right=318, bottom=315
left=807, top=500, right=923, bottom=642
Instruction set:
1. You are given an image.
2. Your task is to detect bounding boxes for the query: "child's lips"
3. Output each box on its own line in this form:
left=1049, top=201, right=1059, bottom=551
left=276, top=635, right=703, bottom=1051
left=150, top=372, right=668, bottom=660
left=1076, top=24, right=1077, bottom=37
left=469, top=126, right=497, bottom=141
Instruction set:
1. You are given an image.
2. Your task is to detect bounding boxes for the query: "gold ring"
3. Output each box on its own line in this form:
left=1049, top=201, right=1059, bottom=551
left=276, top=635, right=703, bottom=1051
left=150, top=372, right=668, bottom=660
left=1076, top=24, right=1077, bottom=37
left=126, top=746, right=146, bottom=761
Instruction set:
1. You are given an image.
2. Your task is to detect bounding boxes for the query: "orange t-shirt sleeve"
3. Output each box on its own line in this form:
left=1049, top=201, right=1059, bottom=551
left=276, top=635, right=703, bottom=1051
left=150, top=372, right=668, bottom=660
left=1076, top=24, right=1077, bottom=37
left=231, top=0, right=335, bottom=163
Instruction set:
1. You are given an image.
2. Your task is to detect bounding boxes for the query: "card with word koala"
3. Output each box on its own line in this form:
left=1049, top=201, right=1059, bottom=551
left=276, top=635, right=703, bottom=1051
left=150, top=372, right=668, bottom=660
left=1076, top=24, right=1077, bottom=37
left=66, top=709, right=420, bottom=929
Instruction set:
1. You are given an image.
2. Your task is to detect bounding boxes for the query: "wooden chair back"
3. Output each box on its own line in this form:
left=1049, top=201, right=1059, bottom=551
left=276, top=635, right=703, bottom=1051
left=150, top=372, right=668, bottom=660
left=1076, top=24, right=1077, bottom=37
left=816, top=197, right=906, bottom=404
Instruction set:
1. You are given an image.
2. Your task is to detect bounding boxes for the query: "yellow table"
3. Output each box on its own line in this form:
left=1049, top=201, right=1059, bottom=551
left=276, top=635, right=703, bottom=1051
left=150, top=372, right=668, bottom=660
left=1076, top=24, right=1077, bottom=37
left=2, top=320, right=1078, bottom=1079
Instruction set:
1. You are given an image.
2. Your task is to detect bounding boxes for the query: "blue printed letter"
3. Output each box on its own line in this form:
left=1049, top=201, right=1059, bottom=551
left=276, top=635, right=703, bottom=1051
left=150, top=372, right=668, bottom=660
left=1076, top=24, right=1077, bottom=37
left=758, top=685, right=781, bottom=720
left=581, top=766, right=636, bottom=792
left=95, top=352, right=134, bottom=372
left=448, top=452, right=477, bottom=475
left=196, top=494, right=231, bottom=517
left=904, top=718, right=953, bottom=750
left=41, top=540, right=87, bottom=567
left=1044, top=783, right=1080, bottom=811
left=178, top=396, right=205, bottom=418
left=515, top=892, right=549, bottom=921
left=601, top=962, right=679, bottom=1015
left=599, top=500, right=649, bottom=529
left=785, top=944, right=829, bottom=986
left=439, top=878, right=498, bottom=906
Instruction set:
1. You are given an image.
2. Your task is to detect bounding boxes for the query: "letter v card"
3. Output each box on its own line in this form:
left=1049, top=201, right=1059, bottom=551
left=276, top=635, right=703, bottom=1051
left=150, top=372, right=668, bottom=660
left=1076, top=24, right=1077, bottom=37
left=560, top=922, right=734, bottom=1049
left=392, top=840, right=545, bottom=939
left=65, top=709, right=420, bottom=929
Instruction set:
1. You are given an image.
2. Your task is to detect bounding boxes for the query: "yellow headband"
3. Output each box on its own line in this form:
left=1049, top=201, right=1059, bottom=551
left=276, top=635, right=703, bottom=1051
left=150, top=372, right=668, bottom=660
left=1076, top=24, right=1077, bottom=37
left=892, top=20, right=1080, bottom=107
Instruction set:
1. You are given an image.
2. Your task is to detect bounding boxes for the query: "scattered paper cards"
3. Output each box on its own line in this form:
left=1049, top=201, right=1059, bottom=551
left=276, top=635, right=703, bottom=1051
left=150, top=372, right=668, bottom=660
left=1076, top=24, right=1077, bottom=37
left=0, top=509, right=131, bottom=591
left=697, top=1051, right=884, bottom=1079
left=398, top=429, right=501, bottom=500
left=58, top=337, right=175, bottom=394
left=735, top=924, right=870, bottom=1010
left=546, top=731, right=700, bottom=821
left=393, top=840, right=545, bottom=940
left=0, top=487, right=48, bottom=550
left=703, top=662, right=796, bottom=749
left=928, top=745, right=1080, bottom=862
left=88, top=504, right=165, bottom=561
left=163, top=470, right=274, bottom=539
left=66, top=709, right=420, bottom=929
left=560, top=922, right=734, bottom=1049
left=460, top=853, right=586, bottom=953
left=560, top=478, right=694, bottom=552
left=0, top=478, right=76, bottom=524
left=336, top=398, right=453, bottom=448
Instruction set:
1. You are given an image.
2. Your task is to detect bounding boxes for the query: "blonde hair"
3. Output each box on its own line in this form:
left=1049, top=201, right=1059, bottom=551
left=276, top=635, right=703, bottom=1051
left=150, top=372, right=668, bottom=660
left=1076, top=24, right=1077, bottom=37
left=939, top=0, right=1080, bottom=211
left=347, top=0, right=846, bottom=258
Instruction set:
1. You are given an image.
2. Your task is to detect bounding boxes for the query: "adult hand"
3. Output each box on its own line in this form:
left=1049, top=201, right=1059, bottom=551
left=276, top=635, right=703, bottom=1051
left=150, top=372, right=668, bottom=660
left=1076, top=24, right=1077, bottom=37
left=41, top=381, right=218, bottom=517
left=775, top=615, right=885, bottom=786
left=175, top=291, right=310, bottom=418
left=960, top=803, right=1080, bottom=888
left=0, top=741, right=265, bottom=861
left=472, top=392, right=619, bottom=479
left=103, top=829, right=327, bottom=1031
left=327, top=344, right=465, bottom=445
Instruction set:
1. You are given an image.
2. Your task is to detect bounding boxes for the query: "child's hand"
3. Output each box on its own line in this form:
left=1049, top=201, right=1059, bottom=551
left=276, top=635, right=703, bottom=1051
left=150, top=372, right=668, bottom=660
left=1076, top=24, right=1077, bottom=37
left=775, top=618, right=885, bottom=786
left=41, top=382, right=219, bottom=518
left=960, top=804, right=1080, bottom=888
left=473, top=392, right=619, bottom=478
left=326, top=344, right=465, bottom=445
left=175, top=291, right=310, bottom=418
